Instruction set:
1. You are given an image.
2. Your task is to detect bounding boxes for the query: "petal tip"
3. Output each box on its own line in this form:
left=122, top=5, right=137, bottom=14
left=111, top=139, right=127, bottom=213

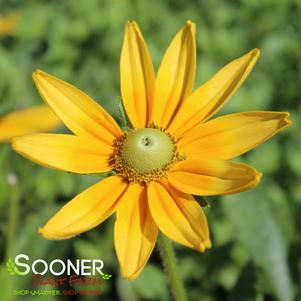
left=32, top=69, right=43, bottom=77
left=185, top=20, right=196, bottom=32
left=121, top=271, right=139, bottom=281
left=120, top=265, right=142, bottom=280
left=274, top=112, right=292, bottom=131
left=39, top=225, right=61, bottom=240
left=32, top=69, right=46, bottom=83
left=38, top=226, right=73, bottom=241
left=251, top=48, right=260, bottom=57
left=205, top=239, right=212, bottom=248
left=38, top=226, right=51, bottom=239
left=253, top=172, right=263, bottom=187
left=126, top=20, right=138, bottom=28
left=186, top=20, right=195, bottom=25
left=244, top=167, right=262, bottom=191
left=283, top=112, right=292, bottom=127
left=199, top=239, right=212, bottom=252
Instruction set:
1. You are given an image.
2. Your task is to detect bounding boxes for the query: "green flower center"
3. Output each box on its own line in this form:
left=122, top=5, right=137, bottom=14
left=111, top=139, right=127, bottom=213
left=113, top=127, right=183, bottom=183
left=120, top=128, right=174, bottom=173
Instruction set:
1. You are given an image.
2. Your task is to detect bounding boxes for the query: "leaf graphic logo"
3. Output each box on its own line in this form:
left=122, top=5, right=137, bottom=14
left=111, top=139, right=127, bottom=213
left=6, top=258, right=23, bottom=276
left=102, top=274, right=112, bottom=280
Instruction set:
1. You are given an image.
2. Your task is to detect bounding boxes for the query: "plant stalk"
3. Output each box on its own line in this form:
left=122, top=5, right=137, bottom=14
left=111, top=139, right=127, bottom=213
left=5, top=174, right=19, bottom=260
left=5, top=173, right=20, bottom=301
left=157, top=234, right=188, bottom=301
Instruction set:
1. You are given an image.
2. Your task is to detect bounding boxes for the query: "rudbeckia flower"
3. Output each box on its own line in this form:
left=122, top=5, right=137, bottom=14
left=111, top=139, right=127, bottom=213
left=0, top=105, right=60, bottom=142
left=0, top=12, right=19, bottom=36
left=12, top=21, right=291, bottom=279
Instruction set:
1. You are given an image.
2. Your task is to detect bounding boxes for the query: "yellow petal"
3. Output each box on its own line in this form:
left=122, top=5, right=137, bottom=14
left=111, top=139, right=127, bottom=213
left=151, top=21, right=196, bottom=128
left=120, top=21, right=155, bottom=128
left=0, top=105, right=60, bottom=142
left=179, top=111, right=291, bottom=160
left=33, top=70, right=121, bottom=145
left=147, top=181, right=211, bottom=251
left=168, top=160, right=261, bottom=196
left=114, top=183, right=158, bottom=280
left=168, top=49, right=260, bottom=137
left=39, top=176, right=127, bottom=240
left=12, top=133, right=113, bottom=174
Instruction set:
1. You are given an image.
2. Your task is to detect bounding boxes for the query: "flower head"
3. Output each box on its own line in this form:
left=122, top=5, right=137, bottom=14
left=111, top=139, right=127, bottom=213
left=0, top=105, right=60, bottom=142
left=12, top=21, right=291, bottom=280
left=0, top=12, right=20, bottom=36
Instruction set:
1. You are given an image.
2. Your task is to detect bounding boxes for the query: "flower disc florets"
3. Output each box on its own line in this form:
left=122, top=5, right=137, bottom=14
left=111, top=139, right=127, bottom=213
left=113, top=126, right=183, bottom=183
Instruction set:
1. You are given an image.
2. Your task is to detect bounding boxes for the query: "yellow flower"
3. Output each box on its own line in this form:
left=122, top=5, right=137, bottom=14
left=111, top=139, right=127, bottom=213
left=12, top=21, right=291, bottom=280
left=0, top=105, right=60, bottom=142
left=0, top=12, right=19, bottom=36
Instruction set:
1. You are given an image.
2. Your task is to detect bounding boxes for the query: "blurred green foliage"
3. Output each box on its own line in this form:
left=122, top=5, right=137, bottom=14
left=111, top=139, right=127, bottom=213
left=0, top=0, right=300, bottom=300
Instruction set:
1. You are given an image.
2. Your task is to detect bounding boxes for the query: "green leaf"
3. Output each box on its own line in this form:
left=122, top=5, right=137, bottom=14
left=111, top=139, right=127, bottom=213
left=221, top=187, right=293, bottom=301
left=132, top=264, right=169, bottom=301
left=117, top=276, right=139, bottom=301
left=229, top=262, right=264, bottom=301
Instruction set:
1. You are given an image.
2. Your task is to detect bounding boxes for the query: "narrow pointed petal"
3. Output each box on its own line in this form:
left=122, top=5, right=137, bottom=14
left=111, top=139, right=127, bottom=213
left=13, top=133, right=113, bottom=174
left=168, top=49, right=260, bottom=137
left=168, top=160, right=261, bottom=196
left=115, top=183, right=158, bottom=280
left=39, top=176, right=127, bottom=240
left=33, top=70, right=122, bottom=145
left=179, top=112, right=291, bottom=160
left=148, top=182, right=211, bottom=251
left=0, top=105, right=60, bottom=142
left=120, top=21, right=155, bottom=128
left=151, top=21, right=196, bottom=128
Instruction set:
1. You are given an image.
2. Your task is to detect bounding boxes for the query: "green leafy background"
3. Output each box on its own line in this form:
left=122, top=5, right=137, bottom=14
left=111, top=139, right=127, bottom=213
left=0, top=0, right=300, bottom=300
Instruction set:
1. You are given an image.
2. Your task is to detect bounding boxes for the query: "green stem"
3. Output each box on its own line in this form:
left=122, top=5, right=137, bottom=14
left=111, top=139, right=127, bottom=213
left=5, top=175, right=19, bottom=260
left=5, top=173, right=19, bottom=301
left=157, top=234, right=188, bottom=301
